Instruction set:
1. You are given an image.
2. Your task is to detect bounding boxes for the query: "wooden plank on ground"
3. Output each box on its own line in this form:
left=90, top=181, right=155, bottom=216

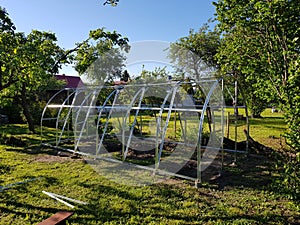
left=37, top=211, right=74, bottom=225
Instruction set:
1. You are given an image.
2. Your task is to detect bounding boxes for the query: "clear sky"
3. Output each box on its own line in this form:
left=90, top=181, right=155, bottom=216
left=0, top=0, right=217, bottom=75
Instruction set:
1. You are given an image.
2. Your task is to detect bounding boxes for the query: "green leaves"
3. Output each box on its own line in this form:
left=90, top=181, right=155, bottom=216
left=0, top=8, right=67, bottom=132
left=169, top=23, right=221, bottom=80
left=215, top=0, right=300, bottom=118
left=284, top=58, right=300, bottom=151
left=75, top=28, right=129, bottom=75
left=214, top=0, right=300, bottom=201
left=0, top=6, right=15, bottom=33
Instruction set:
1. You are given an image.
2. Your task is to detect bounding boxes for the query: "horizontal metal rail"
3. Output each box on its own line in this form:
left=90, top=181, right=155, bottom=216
left=46, top=105, right=205, bottom=113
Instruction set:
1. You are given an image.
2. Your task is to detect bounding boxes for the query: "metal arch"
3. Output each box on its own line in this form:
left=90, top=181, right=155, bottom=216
left=74, top=88, right=100, bottom=152
left=95, top=88, right=120, bottom=157
left=72, top=88, right=92, bottom=150
left=40, top=88, right=75, bottom=143
left=154, top=84, right=177, bottom=167
left=56, top=90, right=78, bottom=146
left=41, top=80, right=227, bottom=184
left=195, top=78, right=223, bottom=184
left=156, top=82, right=182, bottom=168
left=71, top=89, right=94, bottom=151
left=122, top=86, right=148, bottom=160
left=121, top=86, right=147, bottom=159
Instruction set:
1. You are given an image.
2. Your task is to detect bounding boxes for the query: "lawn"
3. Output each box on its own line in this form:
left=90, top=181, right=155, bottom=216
left=0, top=110, right=299, bottom=224
left=225, top=108, right=287, bottom=148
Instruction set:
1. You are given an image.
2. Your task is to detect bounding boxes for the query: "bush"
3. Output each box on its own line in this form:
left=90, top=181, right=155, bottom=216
left=284, top=60, right=300, bottom=151
left=0, top=101, right=24, bottom=124
left=275, top=59, right=300, bottom=201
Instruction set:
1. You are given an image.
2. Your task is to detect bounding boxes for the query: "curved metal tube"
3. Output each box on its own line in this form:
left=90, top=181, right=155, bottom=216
left=195, top=78, right=222, bottom=183
left=122, top=87, right=148, bottom=160
left=74, top=88, right=98, bottom=152
left=56, top=90, right=78, bottom=146
left=154, top=87, right=174, bottom=167
left=41, top=80, right=227, bottom=184
left=40, top=88, right=75, bottom=143
left=156, top=82, right=181, bottom=168
left=121, top=87, right=147, bottom=159
left=95, top=88, right=119, bottom=156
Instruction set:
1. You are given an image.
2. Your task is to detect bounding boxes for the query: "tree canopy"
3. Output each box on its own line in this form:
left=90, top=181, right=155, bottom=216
left=213, top=0, right=300, bottom=148
left=168, top=24, right=221, bottom=81
left=83, top=48, right=126, bottom=84
left=213, top=2, right=299, bottom=197
left=0, top=6, right=129, bottom=132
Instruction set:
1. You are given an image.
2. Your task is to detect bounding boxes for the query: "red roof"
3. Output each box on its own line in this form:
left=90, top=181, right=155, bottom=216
left=113, top=80, right=128, bottom=85
left=55, top=74, right=85, bottom=88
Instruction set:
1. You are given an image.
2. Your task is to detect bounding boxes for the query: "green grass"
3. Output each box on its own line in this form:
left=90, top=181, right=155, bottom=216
left=119, top=108, right=287, bottom=149
left=0, top=113, right=299, bottom=224
left=224, top=108, right=287, bottom=148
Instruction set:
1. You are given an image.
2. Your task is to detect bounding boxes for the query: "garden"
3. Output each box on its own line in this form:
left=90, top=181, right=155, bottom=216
left=1, top=1, right=300, bottom=224
left=0, top=107, right=299, bottom=224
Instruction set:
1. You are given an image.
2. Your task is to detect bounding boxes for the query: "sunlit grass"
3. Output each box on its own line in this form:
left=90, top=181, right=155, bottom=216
left=0, top=111, right=298, bottom=224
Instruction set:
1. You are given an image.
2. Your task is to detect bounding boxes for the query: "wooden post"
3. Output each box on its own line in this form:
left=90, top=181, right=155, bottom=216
left=227, top=111, right=230, bottom=139
left=174, top=111, right=177, bottom=139
left=140, top=113, right=143, bottom=136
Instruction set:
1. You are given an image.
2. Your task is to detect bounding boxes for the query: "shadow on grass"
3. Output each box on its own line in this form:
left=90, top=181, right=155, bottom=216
left=70, top=179, right=198, bottom=224
left=250, top=116, right=286, bottom=126
left=0, top=124, right=29, bottom=135
left=0, top=176, right=62, bottom=223
left=0, top=123, right=57, bottom=146
left=70, top=183, right=140, bottom=223
left=71, top=180, right=298, bottom=225
left=5, top=144, right=59, bottom=156
left=5, top=139, right=277, bottom=193
left=213, top=153, right=275, bottom=190
left=0, top=164, right=11, bottom=174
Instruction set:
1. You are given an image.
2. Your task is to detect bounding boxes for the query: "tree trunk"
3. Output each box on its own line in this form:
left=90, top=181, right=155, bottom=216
left=20, top=84, right=35, bottom=133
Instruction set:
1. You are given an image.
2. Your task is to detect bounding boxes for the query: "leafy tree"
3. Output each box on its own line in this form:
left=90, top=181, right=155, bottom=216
left=0, top=7, right=129, bottom=132
left=131, top=66, right=171, bottom=109
left=217, top=26, right=273, bottom=117
left=0, top=7, right=14, bottom=33
left=168, top=23, right=229, bottom=121
left=137, top=66, right=170, bottom=81
left=213, top=0, right=300, bottom=128
left=82, top=47, right=127, bottom=84
left=285, top=58, right=300, bottom=150
left=0, top=6, right=65, bottom=131
left=0, top=7, right=19, bottom=91
left=213, top=0, right=300, bottom=200
left=169, top=24, right=221, bottom=81
left=0, top=29, right=66, bottom=131
left=74, top=28, right=129, bottom=76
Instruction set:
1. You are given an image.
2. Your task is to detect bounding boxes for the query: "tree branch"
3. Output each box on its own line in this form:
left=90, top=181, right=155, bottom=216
left=50, top=41, right=87, bottom=74
left=103, top=0, right=119, bottom=6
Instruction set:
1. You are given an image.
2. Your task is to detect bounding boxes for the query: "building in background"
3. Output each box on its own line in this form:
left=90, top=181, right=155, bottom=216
left=55, top=74, right=85, bottom=89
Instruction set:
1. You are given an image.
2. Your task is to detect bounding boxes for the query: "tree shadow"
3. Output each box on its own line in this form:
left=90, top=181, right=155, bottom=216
left=0, top=175, right=64, bottom=223
left=214, top=153, right=275, bottom=190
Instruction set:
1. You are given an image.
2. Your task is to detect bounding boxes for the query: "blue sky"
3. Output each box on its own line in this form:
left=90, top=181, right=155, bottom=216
left=0, top=0, right=216, bottom=75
